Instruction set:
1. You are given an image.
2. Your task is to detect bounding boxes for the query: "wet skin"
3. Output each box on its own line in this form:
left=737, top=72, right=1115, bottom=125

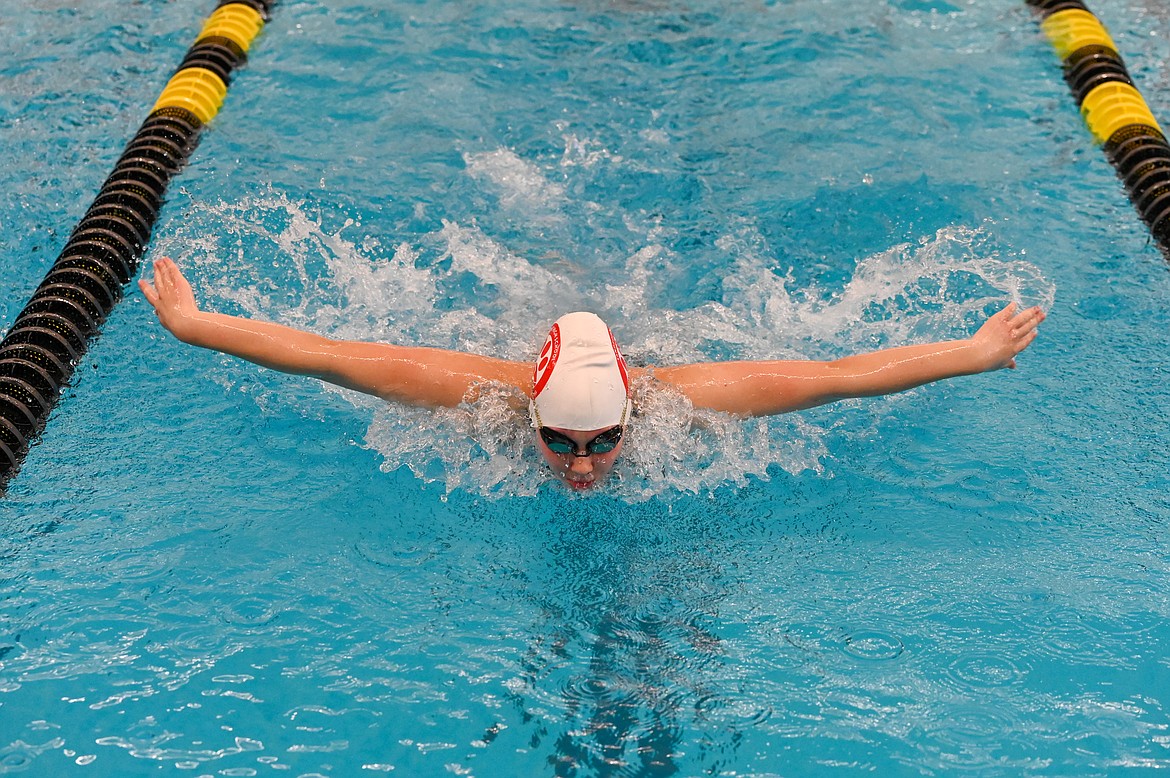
left=535, top=426, right=624, bottom=490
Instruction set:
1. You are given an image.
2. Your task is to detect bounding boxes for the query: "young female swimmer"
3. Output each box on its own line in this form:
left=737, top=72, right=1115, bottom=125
left=140, top=257, right=1045, bottom=491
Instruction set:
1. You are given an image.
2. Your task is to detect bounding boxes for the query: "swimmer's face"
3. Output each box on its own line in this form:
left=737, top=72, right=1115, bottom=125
left=535, top=425, right=624, bottom=491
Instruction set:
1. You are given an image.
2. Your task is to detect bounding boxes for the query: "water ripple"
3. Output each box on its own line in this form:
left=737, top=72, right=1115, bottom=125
left=0, top=738, right=65, bottom=775
left=841, top=630, right=905, bottom=662
left=217, top=597, right=280, bottom=628
left=946, top=653, right=1028, bottom=690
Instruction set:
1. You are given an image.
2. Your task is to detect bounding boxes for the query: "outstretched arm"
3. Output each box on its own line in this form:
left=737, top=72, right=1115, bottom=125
left=652, top=303, right=1045, bottom=416
left=139, top=257, right=531, bottom=407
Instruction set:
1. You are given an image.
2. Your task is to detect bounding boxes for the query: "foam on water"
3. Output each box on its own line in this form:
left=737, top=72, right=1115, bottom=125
left=153, top=145, right=1054, bottom=500
left=464, top=148, right=567, bottom=224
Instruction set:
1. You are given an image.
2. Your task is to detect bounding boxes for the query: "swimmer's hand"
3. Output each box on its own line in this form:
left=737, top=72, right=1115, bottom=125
left=970, top=302, right=1046, bottom=371
left=138, top=257, right=201, bottom=342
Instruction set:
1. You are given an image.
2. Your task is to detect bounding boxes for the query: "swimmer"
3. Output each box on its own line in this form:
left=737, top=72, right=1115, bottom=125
left=140, top=256, right=1045, bottom=490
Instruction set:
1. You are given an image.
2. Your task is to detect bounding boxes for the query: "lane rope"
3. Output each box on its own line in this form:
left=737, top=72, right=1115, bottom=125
left=1027, top=0, right=1170, bottom=251
left=0, top=0, right=275, bottom=489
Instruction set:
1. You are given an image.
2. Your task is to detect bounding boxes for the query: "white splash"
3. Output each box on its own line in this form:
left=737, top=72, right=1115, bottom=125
left=155, top=192, right=1055, bottom=501
left=463, top=148, right=566, bottom=220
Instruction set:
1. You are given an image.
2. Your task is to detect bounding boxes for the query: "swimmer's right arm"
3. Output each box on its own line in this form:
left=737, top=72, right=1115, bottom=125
left=139, top=258, right=532, bottom=408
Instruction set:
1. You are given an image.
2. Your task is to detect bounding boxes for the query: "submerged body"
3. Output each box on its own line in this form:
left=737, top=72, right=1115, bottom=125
left=140, top=257, right=1045, bottom=490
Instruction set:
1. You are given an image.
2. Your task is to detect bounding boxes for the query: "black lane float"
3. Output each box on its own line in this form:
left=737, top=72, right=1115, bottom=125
left=1027, top=0, right=1170, bottom=251
left=0, top=0, right=274, bottom=488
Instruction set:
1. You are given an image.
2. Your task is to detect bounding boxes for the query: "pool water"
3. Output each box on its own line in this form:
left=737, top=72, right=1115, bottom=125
left=3, top=0, right=1170, bottom=774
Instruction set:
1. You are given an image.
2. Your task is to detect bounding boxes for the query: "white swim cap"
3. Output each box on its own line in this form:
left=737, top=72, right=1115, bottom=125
left=529, top=312, right=631, bottom=430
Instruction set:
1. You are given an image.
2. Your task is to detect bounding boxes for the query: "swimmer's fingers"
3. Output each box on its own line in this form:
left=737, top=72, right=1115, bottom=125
left=1004, top=329, right=1039, bottom=369
left=137, top=275, right=160, bottom=309
left=993, top=301, right=1019, bottom=322
left=990, top=303, right=1045, bottom=338
left=1008, top=306, right=1045, bottom=361
left=137, top=258, right=170, bottom=311
left=154, top=257, right=198, bottom=308
left=140, top=258, right=201, bottom=339
left=153, top=257, right=178, bottom=297
left=1010, top=305, right=1046, bottom=337
left=972, top=303, right=1045, bottom=371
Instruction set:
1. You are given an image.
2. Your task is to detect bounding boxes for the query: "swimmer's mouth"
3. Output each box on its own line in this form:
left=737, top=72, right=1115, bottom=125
left=565, top=478, right=595, bottom=490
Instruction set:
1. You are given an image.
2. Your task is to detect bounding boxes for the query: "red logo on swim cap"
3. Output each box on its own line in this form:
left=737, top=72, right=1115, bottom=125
left=608, top=328, right=630, bottom=393
left=532, top=323, right=560, bottom=398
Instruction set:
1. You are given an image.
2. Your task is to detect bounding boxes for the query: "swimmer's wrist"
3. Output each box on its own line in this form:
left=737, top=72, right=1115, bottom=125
left=965, top=337, right=1008, bottom=374
left=166, top=310, right=210, bottom=346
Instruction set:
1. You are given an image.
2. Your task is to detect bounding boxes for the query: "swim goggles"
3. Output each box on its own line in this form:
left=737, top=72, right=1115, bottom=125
left=539, top=426, right=623, bottom=457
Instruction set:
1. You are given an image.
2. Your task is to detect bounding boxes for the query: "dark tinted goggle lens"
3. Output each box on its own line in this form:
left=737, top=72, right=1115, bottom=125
left=541, top=426, right=623, bottom=455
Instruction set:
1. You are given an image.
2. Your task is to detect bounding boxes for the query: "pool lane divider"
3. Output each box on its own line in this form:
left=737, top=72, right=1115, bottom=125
left=0, top=0, right=274, bottom=488
left=1027, top=0, right=1170, bottom=251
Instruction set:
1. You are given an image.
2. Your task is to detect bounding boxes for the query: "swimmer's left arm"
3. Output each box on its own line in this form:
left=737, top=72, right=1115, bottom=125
left=652, top=304, right=1045, bottom=416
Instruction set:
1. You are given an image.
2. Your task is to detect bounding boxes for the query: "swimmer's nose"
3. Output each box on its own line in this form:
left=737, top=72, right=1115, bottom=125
left=569, top=455, right=594, bottom=475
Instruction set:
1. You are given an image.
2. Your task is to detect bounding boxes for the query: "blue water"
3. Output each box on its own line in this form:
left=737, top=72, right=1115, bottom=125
left=3, top=0, right=1170, bottom=774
